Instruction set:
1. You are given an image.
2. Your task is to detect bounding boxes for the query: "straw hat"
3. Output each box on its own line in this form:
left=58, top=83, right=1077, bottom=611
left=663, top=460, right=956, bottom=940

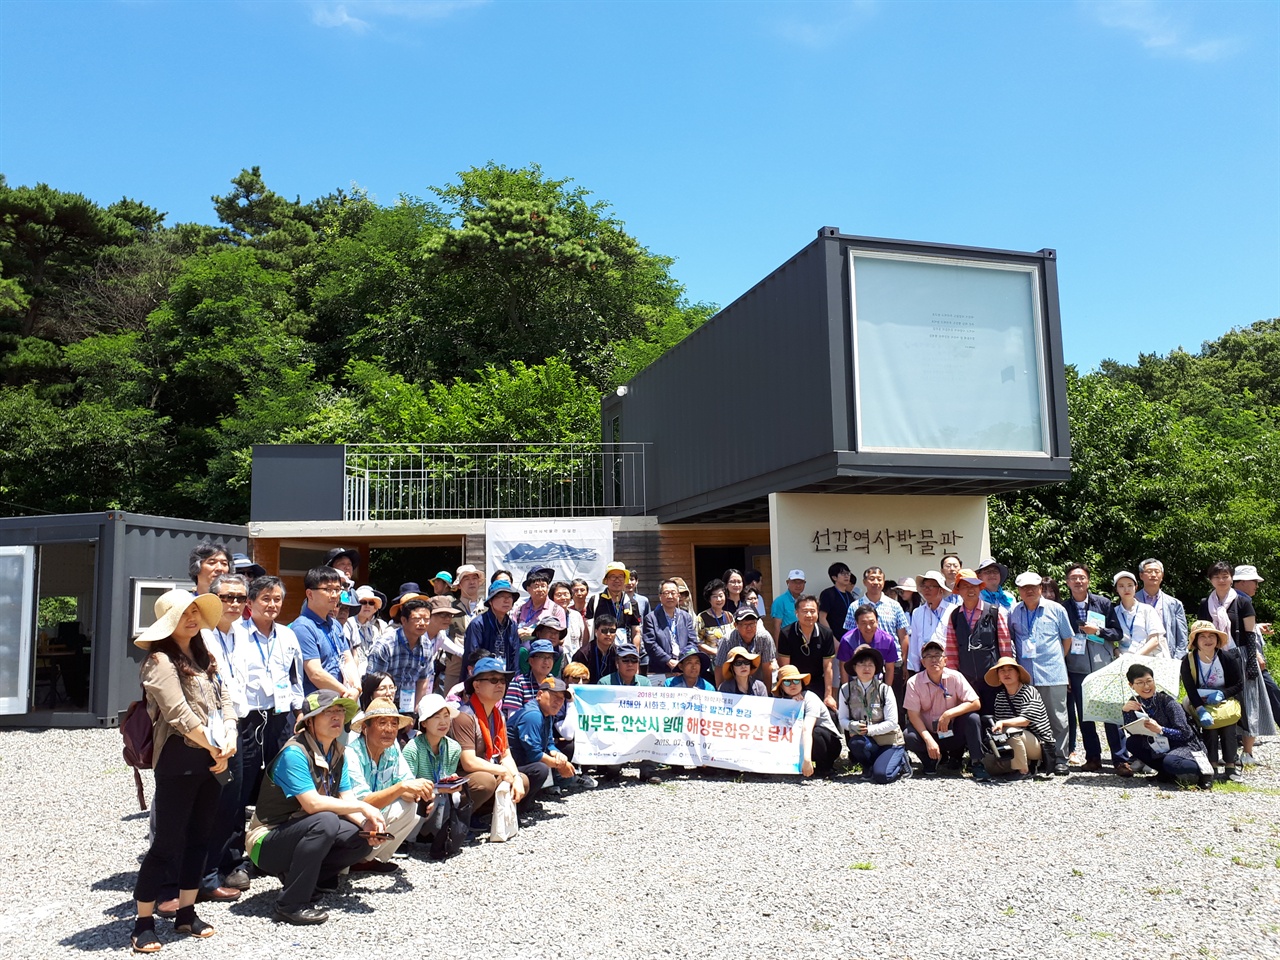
left=983, top=656, right=1032, bottom=688
left=350, top=697, right=414, bottom=734
left=720, top=645, right=761, bottom=681
left=773, top=664, right=811, bottom=695
left=134, top=589, right=222, bottom=648
left=1188, top=620, right=1230, bottom=650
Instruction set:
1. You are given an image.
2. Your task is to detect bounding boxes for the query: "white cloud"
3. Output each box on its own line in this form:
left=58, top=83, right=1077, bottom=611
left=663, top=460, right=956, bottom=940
left=773, top=0, right=877, bottom=51
left=1084, top=0, right=1240, bottom=62
left=311, top=1, right=487, bottom=33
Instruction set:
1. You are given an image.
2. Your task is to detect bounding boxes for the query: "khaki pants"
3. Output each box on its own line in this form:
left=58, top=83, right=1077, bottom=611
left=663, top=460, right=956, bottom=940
left=370, top=798, right=422, bottom=862
left=983, top=729, right=1043, bottom=775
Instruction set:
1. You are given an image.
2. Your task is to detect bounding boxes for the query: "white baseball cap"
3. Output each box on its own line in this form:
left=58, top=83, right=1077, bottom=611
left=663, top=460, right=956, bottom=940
left=1014, top=572, right=1043, bottom=588
left=787, top=569, right=806, bottom=581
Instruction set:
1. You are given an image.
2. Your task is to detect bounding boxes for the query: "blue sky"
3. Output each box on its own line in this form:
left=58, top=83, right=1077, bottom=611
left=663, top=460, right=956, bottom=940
left=1, top=0, right=1276, bottom=371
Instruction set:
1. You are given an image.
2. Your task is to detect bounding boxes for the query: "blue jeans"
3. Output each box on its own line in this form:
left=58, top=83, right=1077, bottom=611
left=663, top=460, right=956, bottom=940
left=1068, top=672, right=1130, bottom=763
left=847, top=736, right=908, bottom=783
left=1128, top=738, right=1201, bottom=785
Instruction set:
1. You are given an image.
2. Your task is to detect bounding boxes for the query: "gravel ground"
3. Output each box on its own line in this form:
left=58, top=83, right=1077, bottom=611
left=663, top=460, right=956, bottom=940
left=3, top=727, right=1279, bottom=960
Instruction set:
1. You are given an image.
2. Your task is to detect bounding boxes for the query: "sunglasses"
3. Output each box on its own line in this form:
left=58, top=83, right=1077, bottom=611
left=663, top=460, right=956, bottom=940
left=781, top=679, right=802, bottom=686
left=360, top=599, right=379, bottom=606
left=218, top=594, right=247, bottom=603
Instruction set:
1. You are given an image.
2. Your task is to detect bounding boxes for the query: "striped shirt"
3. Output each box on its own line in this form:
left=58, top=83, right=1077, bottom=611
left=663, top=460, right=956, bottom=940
left=992, top=683, right=1054, bottom=748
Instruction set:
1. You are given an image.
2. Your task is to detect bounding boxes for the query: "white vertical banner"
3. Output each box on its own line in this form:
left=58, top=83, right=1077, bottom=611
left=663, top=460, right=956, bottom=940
left=485, top=519, right=613, bottom=593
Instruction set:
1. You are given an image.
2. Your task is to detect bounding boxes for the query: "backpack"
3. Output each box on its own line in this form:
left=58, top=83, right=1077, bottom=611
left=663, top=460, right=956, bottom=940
left=421, top=786, right=473, bottom=860
left=120, top=684, right=153, bottom=810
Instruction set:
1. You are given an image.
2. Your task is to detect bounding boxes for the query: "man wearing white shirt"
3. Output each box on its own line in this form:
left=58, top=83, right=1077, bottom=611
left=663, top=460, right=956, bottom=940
left=907, top=571, right=958, bottom=674
left=212, top=575, right=305, bottom=891
left=1136, top=558, right=1189, bottom=660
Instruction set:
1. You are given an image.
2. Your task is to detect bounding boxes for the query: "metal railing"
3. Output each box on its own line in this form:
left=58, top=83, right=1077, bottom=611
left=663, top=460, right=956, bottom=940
left=343, top=443, right=647, bottom=521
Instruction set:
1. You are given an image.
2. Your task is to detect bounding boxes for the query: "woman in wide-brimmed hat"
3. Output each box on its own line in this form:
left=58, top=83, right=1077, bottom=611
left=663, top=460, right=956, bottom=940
left=129, top=589, right=237, bottom=952
left=1181, top=620, right=1245, bottom=781
left=1197, top=562, right=1276, bottom=766
left=774, top=664, right=843, bottom=777
left=981, top=656, right=1060, bottom=779
left=717, top=646, right=768, bottom=697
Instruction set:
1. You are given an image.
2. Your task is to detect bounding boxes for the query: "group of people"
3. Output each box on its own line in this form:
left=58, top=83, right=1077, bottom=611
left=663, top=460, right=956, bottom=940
left=126, top=540, right=1276, bottom=952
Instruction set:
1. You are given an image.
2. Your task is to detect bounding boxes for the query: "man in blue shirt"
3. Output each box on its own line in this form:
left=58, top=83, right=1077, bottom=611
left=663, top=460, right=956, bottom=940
left=770, top=569, right=807, bottom=635
left=463, top=579, right=522, bottom=673
left=1009, top=571, right=1075, bottom=775
left=509, top=678, right=576, bottom=793
left=843, top=566, right=910, bottom=663
left=290, top=566, right=359, bottom=698
left=248, top=691, right=384, bottom=925
left=365, top=598, right=434, bottom=714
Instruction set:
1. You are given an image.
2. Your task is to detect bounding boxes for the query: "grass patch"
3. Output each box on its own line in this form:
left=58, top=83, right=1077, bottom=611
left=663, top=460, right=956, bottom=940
left=1202, top=845, right=1222, bottom=858
left=848, top=862, right=874, bottom=870
left=811, top=920, right=832, bottom=932
left=1146, top=886, right=1182, bottom=897
left=1071, top=867, right=1084, bottom=877
left=1090, top=931, right=1114, bottom=940
left=1119, top=790, right=1131, bottom=800
left=1211, top=781, right=1280, bottom=795
left=1002, top=906, right=1015, bottom=916
left=1232, top=855, right=1265, bottom=868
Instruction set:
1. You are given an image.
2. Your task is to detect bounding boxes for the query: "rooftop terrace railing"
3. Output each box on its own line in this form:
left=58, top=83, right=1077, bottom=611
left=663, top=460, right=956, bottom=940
left=343, top=443, right=647, bottom=521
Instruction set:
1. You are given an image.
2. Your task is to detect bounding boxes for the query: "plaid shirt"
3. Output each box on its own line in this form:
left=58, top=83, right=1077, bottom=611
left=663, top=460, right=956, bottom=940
left=365, top=628, right=432, bottom=694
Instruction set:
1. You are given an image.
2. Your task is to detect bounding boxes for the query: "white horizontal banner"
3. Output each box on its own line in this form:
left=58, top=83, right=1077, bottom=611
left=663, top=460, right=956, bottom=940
left=572, top=686, right=803, bottom=774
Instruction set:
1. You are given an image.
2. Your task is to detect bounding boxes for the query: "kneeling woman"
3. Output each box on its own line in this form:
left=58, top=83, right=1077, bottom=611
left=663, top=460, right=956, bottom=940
left=982, top=657, right=1060, bottom=779
left=837, top=644, right=907, bottom=783
left=1123, top=662, right=1210, bottom=789
left=775, top=665, right=842, bottom=777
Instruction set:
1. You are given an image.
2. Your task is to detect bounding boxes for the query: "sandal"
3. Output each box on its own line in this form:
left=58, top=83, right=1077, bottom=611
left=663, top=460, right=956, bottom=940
left=131, top=928, right=162, bottom=954
left=172, top=907, right=215, bottom=939
left=173, top=917, right=215, bottom=939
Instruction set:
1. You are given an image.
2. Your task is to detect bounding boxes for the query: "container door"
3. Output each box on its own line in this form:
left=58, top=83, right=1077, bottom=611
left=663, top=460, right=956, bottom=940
left=0, top=546, right=36, bottom=715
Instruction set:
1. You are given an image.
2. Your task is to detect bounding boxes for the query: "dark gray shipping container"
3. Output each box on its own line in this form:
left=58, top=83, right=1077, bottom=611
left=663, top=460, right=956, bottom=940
left=0, top=512, right=247, bottom=728
left=603, top=227, right=1071, bottom=523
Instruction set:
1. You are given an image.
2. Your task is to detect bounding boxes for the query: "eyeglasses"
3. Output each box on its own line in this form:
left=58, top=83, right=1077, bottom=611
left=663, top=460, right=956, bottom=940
left=218, top=594, right=247, bottom=603
left=476, top=677, right=508, bottom=686
left=922, top=652, right=945, bottom=661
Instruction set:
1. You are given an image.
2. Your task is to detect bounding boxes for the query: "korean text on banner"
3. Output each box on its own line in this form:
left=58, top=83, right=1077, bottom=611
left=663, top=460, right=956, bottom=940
left=572, top=686, right=803, bottom=775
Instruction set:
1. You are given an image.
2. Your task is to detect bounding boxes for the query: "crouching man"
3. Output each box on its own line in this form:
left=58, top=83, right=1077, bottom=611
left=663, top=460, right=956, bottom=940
left=346, top=698, right=434, bottom=871
left=246, top=691, right=387, bottom=926
left=903, top=637, right=989, bottom=781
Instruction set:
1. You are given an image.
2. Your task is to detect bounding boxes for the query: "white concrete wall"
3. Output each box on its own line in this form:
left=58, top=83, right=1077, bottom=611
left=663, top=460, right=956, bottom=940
left=768, top=492, right=990, bottom=597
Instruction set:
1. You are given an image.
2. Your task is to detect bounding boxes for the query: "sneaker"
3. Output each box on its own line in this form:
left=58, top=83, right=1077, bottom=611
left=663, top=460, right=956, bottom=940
left=1242, top=752, right=1258, bottom=767
left=970, top=765, right=992, bottom=782
left=1130, top=759, right=1150, bottom=775
left=571, top=773, right=598, bottom=789
left=1228, top=766, right=1245, bottom=783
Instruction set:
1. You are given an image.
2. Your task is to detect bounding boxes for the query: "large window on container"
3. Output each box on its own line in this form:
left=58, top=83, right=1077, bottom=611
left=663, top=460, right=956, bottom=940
left=849, top=251, right=1051, bottom=456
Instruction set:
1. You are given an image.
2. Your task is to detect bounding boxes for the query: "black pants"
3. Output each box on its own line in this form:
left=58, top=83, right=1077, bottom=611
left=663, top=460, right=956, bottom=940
left=238, top=709, right=292, bottom=810
left=904, top=713, right=984, bottom=771
left=811, top=724, right=842, bottom=772
left=201, top=738, right=244, bottom=888
left=134, top=741, right=223, bottom=903
left=255, top=813, right=372, bottom=911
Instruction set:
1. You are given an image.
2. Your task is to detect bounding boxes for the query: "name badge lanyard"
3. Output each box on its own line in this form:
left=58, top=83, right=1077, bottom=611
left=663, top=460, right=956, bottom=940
left=251, top=627, right=283, bottom=718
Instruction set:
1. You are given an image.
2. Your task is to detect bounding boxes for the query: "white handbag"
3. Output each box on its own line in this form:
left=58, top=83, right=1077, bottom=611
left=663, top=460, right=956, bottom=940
left=488, top=781, right=519, bottom=843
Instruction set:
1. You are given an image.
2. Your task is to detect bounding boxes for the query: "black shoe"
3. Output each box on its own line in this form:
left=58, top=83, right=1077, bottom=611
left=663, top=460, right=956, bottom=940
left=1054, top=763, right=1070, bottom=776
left=314, top=875, right=340, bottom=894
left=274, top=904, right=329, bottom=925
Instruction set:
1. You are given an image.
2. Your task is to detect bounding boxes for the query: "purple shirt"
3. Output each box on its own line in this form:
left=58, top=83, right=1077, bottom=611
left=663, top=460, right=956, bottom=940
left=838, top=626, right=901, bottom=665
